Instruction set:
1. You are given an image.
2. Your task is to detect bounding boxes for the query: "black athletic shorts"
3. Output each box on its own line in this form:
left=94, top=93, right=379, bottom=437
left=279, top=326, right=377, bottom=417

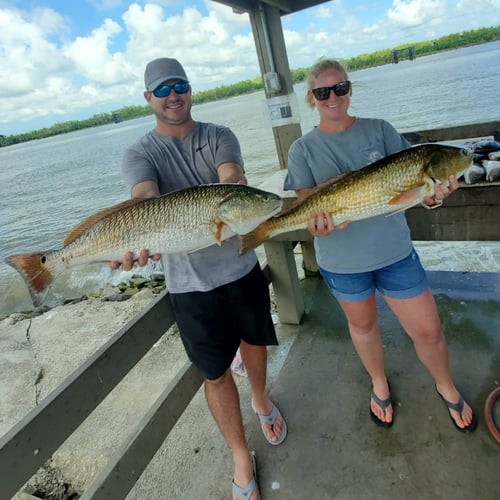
left=169, top=264, right=278, bottom=380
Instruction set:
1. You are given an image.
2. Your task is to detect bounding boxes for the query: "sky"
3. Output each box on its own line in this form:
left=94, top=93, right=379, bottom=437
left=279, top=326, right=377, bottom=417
left=1, top=0, right=498, bottom=136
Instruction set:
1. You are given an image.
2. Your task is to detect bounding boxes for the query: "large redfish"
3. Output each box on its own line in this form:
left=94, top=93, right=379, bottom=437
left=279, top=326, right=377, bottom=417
left=6, top=184, right=283, bottom=307
left=239, top=144, right=473, bottom=254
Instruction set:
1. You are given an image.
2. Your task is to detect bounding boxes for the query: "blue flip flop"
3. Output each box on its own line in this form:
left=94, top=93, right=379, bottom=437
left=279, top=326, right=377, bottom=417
left=251, top=400, right=288, bottom=445
left=232, top=450, right=260, bottom=500
left=370, top=382, right=393, bottom=428
left=436, top=388, right=478, bottom=433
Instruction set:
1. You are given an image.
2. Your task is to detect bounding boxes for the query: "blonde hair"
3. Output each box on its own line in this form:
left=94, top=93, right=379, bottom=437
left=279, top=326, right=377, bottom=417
left=305, top=59, right=349, bottom=109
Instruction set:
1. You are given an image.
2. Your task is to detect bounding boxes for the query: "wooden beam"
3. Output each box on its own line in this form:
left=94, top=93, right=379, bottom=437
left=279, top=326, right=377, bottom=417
left=406, top=182, right=500, bottom=241
left=212, top=0, right=253, bottom=13
left=248, top=2, right=302, bottom=169
left=81, top=362, right=203, bottom=499
left=402, top=121, right=500, bottom=144
left=211, top=0, right=328, bottom=15
left=0, top=291, right=175, bottom=499
left=264, top=240, right=304, bottom=324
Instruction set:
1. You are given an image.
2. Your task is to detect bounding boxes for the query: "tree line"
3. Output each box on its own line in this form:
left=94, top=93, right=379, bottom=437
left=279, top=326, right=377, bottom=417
left=1, top=25, right=498, bottom=147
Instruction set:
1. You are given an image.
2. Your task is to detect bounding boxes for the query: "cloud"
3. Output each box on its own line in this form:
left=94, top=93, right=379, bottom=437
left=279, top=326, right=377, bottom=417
left=63, top=18, right=130, bottom=85
left=387, top=0, right=447, bottom=27
left=0, top=7, right=72, bottom=97
left=0, top=2, right=259, bottom=134
left=121, top=2, right=258, bottom=87
left=0, top=0, right=497, bottom=135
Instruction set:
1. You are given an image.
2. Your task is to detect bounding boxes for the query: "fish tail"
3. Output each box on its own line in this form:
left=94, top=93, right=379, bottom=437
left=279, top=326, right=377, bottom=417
left=238, top=225, right=271, bottom=255
left=5, top=252, right=56, bottom=307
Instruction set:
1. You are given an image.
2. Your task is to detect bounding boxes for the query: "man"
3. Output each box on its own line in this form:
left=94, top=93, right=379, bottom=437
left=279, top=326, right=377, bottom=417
left=113, top=57, right=287, bottom=500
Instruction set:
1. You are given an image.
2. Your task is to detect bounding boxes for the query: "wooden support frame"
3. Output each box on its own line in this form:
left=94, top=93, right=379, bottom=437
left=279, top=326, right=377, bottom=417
left=81, top=362, right=203, bottom=499
left=247, top=2, right=302, bottom=169
left=264, top=240, right=304, bottom=324
left=0, top=291, right=176, bottom=499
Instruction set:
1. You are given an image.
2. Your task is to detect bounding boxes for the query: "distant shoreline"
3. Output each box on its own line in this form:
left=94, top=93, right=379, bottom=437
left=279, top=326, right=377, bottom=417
left=1, top=27, right=498, bottom=147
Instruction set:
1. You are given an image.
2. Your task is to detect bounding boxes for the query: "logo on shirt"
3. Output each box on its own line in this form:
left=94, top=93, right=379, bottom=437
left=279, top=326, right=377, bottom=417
left=368, top=150, right=384, bottom=164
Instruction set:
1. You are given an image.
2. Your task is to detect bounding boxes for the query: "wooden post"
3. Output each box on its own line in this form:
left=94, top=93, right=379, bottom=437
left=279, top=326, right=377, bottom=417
left=264, top=240, right=304, bottom=324
left=246, top=2, right=306, bottom=322
left=247, top=2, right=302, bottom=170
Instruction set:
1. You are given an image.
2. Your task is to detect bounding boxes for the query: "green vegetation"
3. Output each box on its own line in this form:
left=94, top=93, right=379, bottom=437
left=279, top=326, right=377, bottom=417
left=1, top=26, right=498, bottom=147
left=346, top=26, right=500, bottom=70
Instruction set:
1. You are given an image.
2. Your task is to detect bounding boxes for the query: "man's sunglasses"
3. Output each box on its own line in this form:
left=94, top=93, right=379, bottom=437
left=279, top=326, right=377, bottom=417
left=311, top=81, right=351, bottom=101
left=152, top=82, right=190, bottom=98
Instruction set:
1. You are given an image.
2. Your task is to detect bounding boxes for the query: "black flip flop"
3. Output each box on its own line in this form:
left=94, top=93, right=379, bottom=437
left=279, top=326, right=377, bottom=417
left=436, top=388, right=478, bottom=433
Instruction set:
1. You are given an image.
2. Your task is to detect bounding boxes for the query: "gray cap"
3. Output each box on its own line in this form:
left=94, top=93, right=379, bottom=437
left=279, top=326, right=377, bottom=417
left=144, top=58, right=188, bottom=91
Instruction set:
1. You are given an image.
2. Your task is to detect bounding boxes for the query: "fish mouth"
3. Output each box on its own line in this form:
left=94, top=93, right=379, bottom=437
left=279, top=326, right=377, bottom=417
left=270, top=203, right=283, bottom=217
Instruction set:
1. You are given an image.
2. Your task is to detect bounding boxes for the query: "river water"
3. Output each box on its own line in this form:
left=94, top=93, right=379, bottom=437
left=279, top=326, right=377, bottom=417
left=1, top=42, right=499, bottom=316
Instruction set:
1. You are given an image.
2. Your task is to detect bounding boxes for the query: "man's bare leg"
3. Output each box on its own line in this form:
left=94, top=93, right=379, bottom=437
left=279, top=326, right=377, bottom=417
left=205, top=370, right=258, bottom=500
left=240, top=342, right=285, bottom=442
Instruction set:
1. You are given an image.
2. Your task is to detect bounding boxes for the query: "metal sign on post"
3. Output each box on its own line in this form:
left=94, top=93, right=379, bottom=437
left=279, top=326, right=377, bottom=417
left=267, top=92, right=300, bottom=128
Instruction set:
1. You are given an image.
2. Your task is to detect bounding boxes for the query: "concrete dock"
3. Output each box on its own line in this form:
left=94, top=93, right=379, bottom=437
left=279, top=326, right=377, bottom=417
left=118, top=270, right=500, bottom=500
left=4, top=271, right=500, bottom=499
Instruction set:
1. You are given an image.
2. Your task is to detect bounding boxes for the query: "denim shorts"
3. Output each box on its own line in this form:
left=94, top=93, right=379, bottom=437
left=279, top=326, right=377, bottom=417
left=319, top=249, right=429, bottom=302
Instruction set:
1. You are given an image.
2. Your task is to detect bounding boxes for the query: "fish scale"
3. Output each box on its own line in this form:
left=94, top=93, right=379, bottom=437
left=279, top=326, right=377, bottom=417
left=5, top=183, right=283, bottom=307
left=239, top=144, right=473, bottom=254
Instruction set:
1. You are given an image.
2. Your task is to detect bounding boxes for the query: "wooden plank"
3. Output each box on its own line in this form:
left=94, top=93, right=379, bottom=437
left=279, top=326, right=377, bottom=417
left=300, top=241, right=319, bottom=274
left=211, top=0, right=325, bottom=15
left=81, top=362, right=203, bottom=499
left=402, top=121, right=500, bottom=144
left=248, top=3, right=302, bottom=169
left=406, top=183, right=500, bottom=241
left=0, top=291, right=175, bottom=499
left=264, top=240, right=304, bottom=324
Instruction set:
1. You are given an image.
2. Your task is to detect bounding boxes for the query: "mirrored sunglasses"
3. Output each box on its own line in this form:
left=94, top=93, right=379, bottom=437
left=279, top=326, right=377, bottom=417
left=152, top=82, right=190, bottom=98
left=311, top=81, right=351, bottom=101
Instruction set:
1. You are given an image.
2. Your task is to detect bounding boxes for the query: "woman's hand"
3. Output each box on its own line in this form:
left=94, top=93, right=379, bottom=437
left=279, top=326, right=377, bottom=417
left=422, top=174, right=459, bottom=209
left=307, top=211, right=350, bottom=237
left=109, top=249, right=161, bottom=271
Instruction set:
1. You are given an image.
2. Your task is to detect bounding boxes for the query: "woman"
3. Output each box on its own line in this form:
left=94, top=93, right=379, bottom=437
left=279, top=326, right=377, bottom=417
left=284, top=58, right=476, bottom=432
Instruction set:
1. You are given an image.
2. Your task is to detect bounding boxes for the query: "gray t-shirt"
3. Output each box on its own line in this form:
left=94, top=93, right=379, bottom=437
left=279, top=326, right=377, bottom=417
left=122, top=121, right=257, bottom=293
left=285, top=117, right=413, bottom=273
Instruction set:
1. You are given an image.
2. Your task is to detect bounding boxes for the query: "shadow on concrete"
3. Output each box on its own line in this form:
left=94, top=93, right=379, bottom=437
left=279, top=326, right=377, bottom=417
left=248, top=271, right=500, bottom=499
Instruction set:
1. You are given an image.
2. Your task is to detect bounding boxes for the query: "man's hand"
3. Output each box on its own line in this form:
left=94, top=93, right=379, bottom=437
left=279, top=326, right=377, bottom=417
left=307, top=211, right=350, bottom=238
left=109, top=249, right=161, bottom=271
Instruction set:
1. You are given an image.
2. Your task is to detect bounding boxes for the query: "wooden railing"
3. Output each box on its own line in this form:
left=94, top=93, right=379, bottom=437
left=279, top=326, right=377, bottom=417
left=0, top=291, right=204, bottom=499
left=0, top=120, right=498, bottom=498
left=404, top=120, right=500, bottom=241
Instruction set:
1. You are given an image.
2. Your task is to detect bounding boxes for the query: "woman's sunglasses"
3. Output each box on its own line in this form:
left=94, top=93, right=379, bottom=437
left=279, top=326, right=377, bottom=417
left=152, top=82, right=190, bottom=98
left=311, top=81, right=351, bottom=101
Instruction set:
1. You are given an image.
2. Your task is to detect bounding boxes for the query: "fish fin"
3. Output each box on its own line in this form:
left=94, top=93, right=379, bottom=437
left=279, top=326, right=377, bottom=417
left=388, top=187, right=426, bottom=207
left=5, top=252, right=55, bottom=307
left=214, top=222, right=225, bottom=245
left=64, top=198, right=148, bottom=246
left=238, top=225, right=270, bottom=255
left=385, top=205, right=414, bottom=216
